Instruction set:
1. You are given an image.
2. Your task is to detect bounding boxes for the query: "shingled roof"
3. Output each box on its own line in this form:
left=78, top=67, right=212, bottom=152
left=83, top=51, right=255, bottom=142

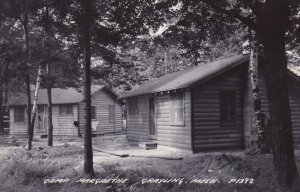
left=119, top=54, right=249, bottom=99
left=9, top=85, right=114, bottom=106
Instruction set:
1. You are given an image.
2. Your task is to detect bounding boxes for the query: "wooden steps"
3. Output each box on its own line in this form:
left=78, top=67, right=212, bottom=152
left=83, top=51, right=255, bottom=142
left=138, top=142, right=157, bottom=150
left=33, top=134, right=48, bottom=139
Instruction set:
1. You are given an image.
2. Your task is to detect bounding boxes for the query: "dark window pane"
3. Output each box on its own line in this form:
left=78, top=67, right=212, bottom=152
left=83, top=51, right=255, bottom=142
left=220, top=90, right=236, bottom=125
left=59, top=104, right=73, bottom=116
left=91, top=106, right=96, bottom=120
left=66, top=105, right=73, bottom=114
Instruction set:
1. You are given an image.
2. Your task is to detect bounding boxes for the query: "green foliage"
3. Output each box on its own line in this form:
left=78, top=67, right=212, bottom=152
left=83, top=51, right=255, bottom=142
left=0, top=151, right=59, bottom=191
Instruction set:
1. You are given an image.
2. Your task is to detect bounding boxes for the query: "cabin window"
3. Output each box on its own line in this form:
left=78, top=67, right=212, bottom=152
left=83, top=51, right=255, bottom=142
left=128, top=98, right=138, bottom=114
left=109, top=105, right=115, bottom=123
left=91, top=106, right=96, bottom=120
left=220, top=90, right=236, bottom=125
left=59, top=104, right=73, bottom=116
left=170, top=92, right=184, bottom=125
left=14, top=106, right=25, bottom=122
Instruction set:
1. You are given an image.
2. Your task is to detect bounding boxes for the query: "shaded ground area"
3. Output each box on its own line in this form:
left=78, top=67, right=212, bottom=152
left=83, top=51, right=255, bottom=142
left=0, top=135, right=299, bottom=192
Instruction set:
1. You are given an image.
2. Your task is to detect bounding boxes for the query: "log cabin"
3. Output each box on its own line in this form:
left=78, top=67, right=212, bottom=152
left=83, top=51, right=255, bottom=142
left=119, top=54, right=300, bottom=153
left=9, top=86, right=123, bottom=136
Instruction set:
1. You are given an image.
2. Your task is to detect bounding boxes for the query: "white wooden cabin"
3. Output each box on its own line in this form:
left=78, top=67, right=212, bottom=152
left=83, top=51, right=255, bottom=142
left=9, top=86, right=123, bottom=136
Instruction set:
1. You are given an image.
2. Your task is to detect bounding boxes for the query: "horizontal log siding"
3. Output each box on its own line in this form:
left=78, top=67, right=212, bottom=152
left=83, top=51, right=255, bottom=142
left=9, top=106, right=27, bottom=135
left=126, top=95, right=150, bottom=142
left=9, top=105, right=49, bottom=135
left=257, top=73, right=300, bottom=149
left=192, top=71, right=244, bottom=152
left=79, top=90, right=122, bottom=135
left=9, top=104, right=79, bottom=136
left=52, top=104, right=78, bottom=136
left=289, top=82, right=300, bottom=149
left=155, top=91, right=192, bottom=150
left=258, top=78, right=270, bottom=116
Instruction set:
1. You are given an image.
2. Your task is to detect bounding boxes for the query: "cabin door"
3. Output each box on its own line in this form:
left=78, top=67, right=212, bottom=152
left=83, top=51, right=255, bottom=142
left=38, top=105, right=48, bottom=133
left=149, top=96, right=156, bottom=139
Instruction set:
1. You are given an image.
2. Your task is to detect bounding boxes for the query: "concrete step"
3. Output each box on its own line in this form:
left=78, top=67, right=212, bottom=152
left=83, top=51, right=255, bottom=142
left=33, top=134, right=48, bottom=139
left=138, top=142, right=157, bottom=150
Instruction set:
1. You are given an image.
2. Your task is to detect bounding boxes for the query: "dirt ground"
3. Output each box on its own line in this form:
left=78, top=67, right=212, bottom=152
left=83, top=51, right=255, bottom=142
left=1, top=134, right=300, bottom=192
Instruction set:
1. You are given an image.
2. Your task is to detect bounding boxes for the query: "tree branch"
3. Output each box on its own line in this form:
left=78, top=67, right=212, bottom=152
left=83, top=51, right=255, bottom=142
left=200, top=0, right=257, bottom=32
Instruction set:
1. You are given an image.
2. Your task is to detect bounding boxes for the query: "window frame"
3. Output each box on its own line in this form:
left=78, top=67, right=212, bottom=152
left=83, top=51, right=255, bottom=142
left=220, top=89, right=236, bottom=126
left=170, top=92, right=185, bottom=126
left=14, top=106, right=25, bottom=123
left=59, top=104, right=74, bottom=116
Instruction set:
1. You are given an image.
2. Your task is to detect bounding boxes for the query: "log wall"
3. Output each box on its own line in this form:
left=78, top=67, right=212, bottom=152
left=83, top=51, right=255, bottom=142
left=79, top=89, right=123, bottom=135
left=9, top=104, right=79, bottom=136
left=289, top=78, right=300, bottom=149
left=126, top=95, right=150, bottom=142
left=192, top=68, right=244, bottom=152
left=243, top=66, right=300, bottom=149
left=52, top=104, right=78, bottom=136
left=9, top=89, right=122, bottom=136
left=155, top=91, right=192, bottom=150
left=9, top=106, right=27, bottom=135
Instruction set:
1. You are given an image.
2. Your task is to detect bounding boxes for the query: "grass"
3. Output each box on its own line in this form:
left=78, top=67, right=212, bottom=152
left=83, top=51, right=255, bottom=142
left=1, top=136, right=297, bottom=192
left=0, top=145, right=82, bottom=192
left=0, top=151, right=263, bottom=192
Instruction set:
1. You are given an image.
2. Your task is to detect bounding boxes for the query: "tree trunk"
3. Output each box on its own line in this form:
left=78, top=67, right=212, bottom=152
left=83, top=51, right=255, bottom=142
left=0, top=69, right=4, bottom=133
left=262, top=38, right=299, bottom=191
left=256, top=1, right=299, bottom=190
left=249, top=47, right=268, bottom=153
left=47, top=63, right=53, bottom=146
left=44, top=3, right=54, bottom=146
left=80, top=0, right=94, bottom=176
left=194, top=50, right=198, bottom=66
left=30, top=66, right=42, bottom=139
left=25, top=74, right=32, bottom=150
left=4, top=79, right=8, bottom=105
left=23, top=9, right=32, bottom=151
left=164, top=51, right=168, bottom=74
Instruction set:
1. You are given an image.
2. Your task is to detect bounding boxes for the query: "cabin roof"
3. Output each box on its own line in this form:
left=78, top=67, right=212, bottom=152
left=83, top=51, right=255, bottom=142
left=119, top=54, right=300, bottom=99
left=9, top=85, right=118, bottom=106
left=119, top=54, right=249, bottom=99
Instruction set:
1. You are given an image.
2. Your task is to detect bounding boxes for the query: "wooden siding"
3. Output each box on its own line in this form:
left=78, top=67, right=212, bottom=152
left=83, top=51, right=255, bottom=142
left=126, top=95, right=150, bottom=142
left=52, top=104, right=78, bottom=136
left=2, top=107, right=9, bottom=129
left=243, top=66, right=300, bottom=149
left=289, top=80, right=300, bottom=149
left=257, top=77, right=270, bottom=115
left=9, top=104, right=79, bottom=136
left=9, top=105, right=46, bottom=135
left=192, top=69, right=244, bottom=152
left=155, top=91, right=192, bottom=150
left=9, top=106, right=27, bottom=135
left=79, top=89, right=122, bottom=135
left=254, top=71, right=300, bottom=149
